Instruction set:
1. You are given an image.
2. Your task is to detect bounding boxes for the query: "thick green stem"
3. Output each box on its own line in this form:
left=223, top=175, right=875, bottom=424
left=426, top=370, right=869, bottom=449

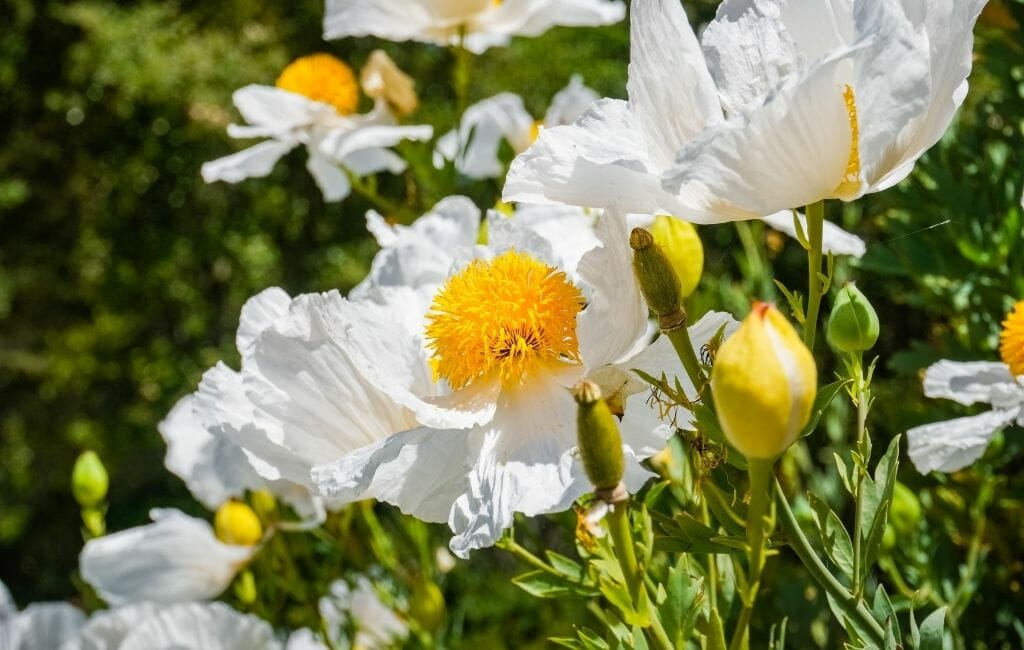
left=851, top=353, right=870, bottom=600
left=452, top=36, right=472, bottom=116
left=773, top=480, right=886, bottom=646
left=729, top=458, right=774, bottom=650
left=734, top=221, right=768, bottom=296
left=498, top=537, right=562, bottom=579
left=607, top=503, right=641, bottom=604
left=803, top=201, right=825, bottom=350
left=665, top=320, right=709, bottom=405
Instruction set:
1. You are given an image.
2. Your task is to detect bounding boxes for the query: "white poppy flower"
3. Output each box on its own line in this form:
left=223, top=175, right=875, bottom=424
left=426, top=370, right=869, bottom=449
left=312, top=207, right=739, bottom=556
left=436, top=77, right=600, bottom=179
left=319, top=578, right=409, bottom=650
left=503, top=0, right=868, bottom=256
left=0, top=589, right=84, bottom=650
left=661, top=0, right=987, bottom=218
left=202, top=53, right=432, bottom=202
left=116, top=602, right=279, bottom=650
left=79, top=509, right=257, bottom=606
left=323, top=0, right=626, bottom=54
left=61, top=603, right=162, bottom=650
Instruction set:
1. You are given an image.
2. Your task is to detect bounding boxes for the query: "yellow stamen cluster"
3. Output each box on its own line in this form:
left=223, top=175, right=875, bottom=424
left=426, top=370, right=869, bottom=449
left=835, top=85, right=862, bottom=198
left=425, top=251, right=585, bottom=390
left=1000, top=301, right=1024, bottom=376
left=276, top=53, right=359, bottom=116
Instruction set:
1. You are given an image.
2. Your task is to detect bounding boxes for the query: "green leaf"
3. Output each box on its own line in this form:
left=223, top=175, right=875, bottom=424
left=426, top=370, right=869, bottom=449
left=807, top=492, right=855, bottom=580
left=919, top=607, right=947, bottom=650
left=800, top=379, right=851, bottom=438
left=861, top=436, right=901, bottom=577
left=652, top=512, right=744, bottom=555
left=577, top=627, right=611, bottom=650
left=545, top=551, right=588, bottom=582
left=661, top=557, right=704, bottom=644
left=873, top=585, right=901, bottom=647
left=512, top=570, right=596, bottom=599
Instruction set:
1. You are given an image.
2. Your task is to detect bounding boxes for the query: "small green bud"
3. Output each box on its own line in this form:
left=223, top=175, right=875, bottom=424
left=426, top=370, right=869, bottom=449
left=250, top=489, right=277, bottom=522
left=234, top=569, right=258, bottom=605
left=409, top=580, right=446, bottom=633
left=72, top=451, right=109, bottom=508
left=881, top=523, right=896, bottom=554
left=827, top=282, right=879, bottom=353
left=573, top=381, right=625, bottom=490
left=630, top=228, right=682, bottom=317
left=889, top=482, right=922, bottom=536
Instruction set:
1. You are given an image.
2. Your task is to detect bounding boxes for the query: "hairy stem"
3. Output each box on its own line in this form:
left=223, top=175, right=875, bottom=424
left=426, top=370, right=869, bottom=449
left=729, top=458, right=774, bottom=650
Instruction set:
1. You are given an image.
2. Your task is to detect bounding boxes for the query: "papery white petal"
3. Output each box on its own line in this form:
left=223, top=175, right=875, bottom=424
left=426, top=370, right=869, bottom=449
left=323, top=0, right=435, bottom=43
left=0, top=580, right=12, bottom=617
left=509, top=203, right=600, bottom=275
left=4, top=603, right=84, bottom=650
left=306, top=151, right=352, bottom=202
left=341, top=148, right=407, bottom=176
left=201, top=140, right=296, bottom=185
left=285, top=629, right=329, bottom=650
left=922, top=360, right=1016, bottom=406
left=437, top=94, right=534, bottom=179
left=319, top=578, right=408, bottom=650
left=907, top=408, right=1018, bottom=474
left=485, top=211, right=560, bottom=270
left=627, top=0, right=722, bottom=169
left=79, top=509, right=255, bottom=606
left=118, top=602, right=279, bottom=650
left=576, top=207, right=648, bottom=369
left=481, top=0, right=625, bottom=41
left=232, top=85, right=335, bottom=132
left=69, top=603, right=162, bottom=650
left=237, top=288, right=292, bottom=358
left=543, top=75, right=599, bottom=127
left=321, top=123, right=433, bottom=164
left=761, top=210, right=867, bottom=258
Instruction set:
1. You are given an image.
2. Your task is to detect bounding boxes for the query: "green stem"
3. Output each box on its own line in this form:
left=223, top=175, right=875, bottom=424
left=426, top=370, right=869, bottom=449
left=803, top=200, right=825, bottom=350
left=665, top=321, right=710, bottom=406
left=452, top=35, right=472, bottom=116
left=774, top=479, right=886, bottom=646
left=734, top=221, right=768, bottom=295
left=346, top=169, right=407, bottom=219
left=729, top=458, right=774, bottom=650
left=497, top=537, right=563, bottom=579
left=607, top=503, right=641, bottom=605
left=851, top=353, right=870, bottom=600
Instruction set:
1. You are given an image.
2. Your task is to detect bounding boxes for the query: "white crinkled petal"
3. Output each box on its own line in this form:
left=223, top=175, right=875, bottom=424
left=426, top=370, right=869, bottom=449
left=5, top=603, right=84, bottom=650
left=201, top=140, right=296, bottom=185
left=320, top=123, right=433, bottom=164
left=236, top=288, right=292, bottom=358
left=319, top=578, right=408, bottom=650
left=79, top=509, right=255, bottom=606
left=232, top=85, right=335, bottom=132
left=341, top=148, right=407, bottom=176
left=509, top=203, right=600, bottom=276
left=627, top=0, right=723, bottom=169
left=576, top=208, right=648, bottom=369
left=907, top=408, right=1018, bottom=474
left=305, top=150, right=352, bottom=202
left=480, top=0, right=625, bottom=41
left=543, top=75, right=599, bottom=127
left=922, top=360, right=1016, bottom=406
left=118, top=602, right=279, bottom=650
left=760, top=210, right=867, bottom=258
left=323, top=0, right=437, bottom=43
left=68, top=603, right=162, bottom=650
left=437, top=94, right=534, bottom=179
left=0, top=579, right=12, bottom=617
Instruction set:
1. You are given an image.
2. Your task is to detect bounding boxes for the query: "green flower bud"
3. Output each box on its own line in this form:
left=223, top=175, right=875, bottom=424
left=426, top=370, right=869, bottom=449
left=889, top=482, right=922, bottom=536
left=630, top=228, right=681, bottom=317
left=649, top=216, right=704, bottom=299
left=711, top=303, right=818, bottom=460
left=881, top=523, right=896, bottom=554
left=71, top=451, right=109, bottom=508
left=827, top=282, right=879, bottom=353
left=573, top=381, right=625, bottom=490
left=234, top=569, right=258, bottom=605
left=250, top=489, right=277, bottom=522
left=409, top=580, right=446, bottom=633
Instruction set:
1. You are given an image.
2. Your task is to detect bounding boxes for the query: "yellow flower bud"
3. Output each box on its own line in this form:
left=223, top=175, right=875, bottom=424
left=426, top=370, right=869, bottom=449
left=649, top=216, right=704, bottom=299
left=573, top=381, right=625, bottom=491
left=72, top=451, right=109, bottom=508
left=214, top=500, right=263, bottom=547
left=710, top=303, right=817, bottom=460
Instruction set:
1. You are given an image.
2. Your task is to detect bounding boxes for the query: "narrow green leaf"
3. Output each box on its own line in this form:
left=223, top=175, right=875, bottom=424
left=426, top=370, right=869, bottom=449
left=919, top=607, right=947, bottom=650
left=861, top=437, right=901, bottom=575
left=873, top=585, right=901, bottom=646
left=800, top=380, right=851, bottom=438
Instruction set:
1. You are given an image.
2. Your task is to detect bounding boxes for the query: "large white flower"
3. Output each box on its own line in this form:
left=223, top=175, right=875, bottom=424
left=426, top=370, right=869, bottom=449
left=436, top=77, right=600, bottom=179
left=312, top=206, right=738, bottom=556
left=202, top=52, right=432, bottom=202
left=0, top=583, right=84, bottom=650
left=661, top=0, right=986, bottom=219
left=503, top=0, right=868, bottom=257
left=323, top=0, right=626, bottom=53
left=79, top=509, right=257, bottom=606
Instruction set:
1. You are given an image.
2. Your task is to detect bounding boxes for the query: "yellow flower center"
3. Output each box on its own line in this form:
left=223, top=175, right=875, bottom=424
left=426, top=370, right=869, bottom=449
left=276, top=53, right=359, bottom=115
left=999, top=301, right=1024, bottom=376
left=425, top=251, right=585, bottom=390
left=834, top=85, right=862, bottom=199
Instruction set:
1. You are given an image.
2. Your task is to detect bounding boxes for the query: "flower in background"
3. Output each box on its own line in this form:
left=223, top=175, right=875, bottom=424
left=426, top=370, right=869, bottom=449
left=907, top=301, right=1024, bottom=473
left=323, top=0, right=626, bottom=53
left=313, top=204, right=738, bottom=556
left=319, top=578, right=409, bottom=650
left=0, top=580, right=84, bottom=650
left=503, top=0, right=868, bottom=257
left=202, top=52, right=432, bottom=201
left=661, top=0, right=987, bottom=219
left=95, top=602, right=281, bottom=650
left=435, top=76, right=599, bottom=180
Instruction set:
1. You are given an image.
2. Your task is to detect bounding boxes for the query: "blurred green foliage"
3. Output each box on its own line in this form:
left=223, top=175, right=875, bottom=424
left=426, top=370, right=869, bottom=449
left=1, top=0, right=1023, bottom=647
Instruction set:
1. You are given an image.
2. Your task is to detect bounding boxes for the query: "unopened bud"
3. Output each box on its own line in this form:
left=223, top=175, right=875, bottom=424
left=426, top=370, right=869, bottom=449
left=710, top=303, right=817, bottom=460
left=630, top=228, right=682, bottom=317
left=573, top=381, right=625, bottom=490
left=214, top=500, right=263, bottom=546
left=827, top=282, right=879, bottom=352
left=360, top=50, right=419, bottom=116
left=250, top=489, right=277, bottom=522
left=889, top=482, right=922, bottom=536
left=409, top=580, right=446, bottom=633
left=234, top=569, right=258, bottom=605
left=650, top=216, right=704, bottom=299
left=72, top=451, right=108, bottom=508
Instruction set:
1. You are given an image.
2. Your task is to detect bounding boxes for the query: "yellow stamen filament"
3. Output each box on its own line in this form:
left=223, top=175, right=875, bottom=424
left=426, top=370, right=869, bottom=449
left=276, top=53, right=359, bottom=116
left=834, top=85, right=862, bottom=199
left=1000, top=300, right=1024, bottom=376
left=425, top=251, right=584, bottom=390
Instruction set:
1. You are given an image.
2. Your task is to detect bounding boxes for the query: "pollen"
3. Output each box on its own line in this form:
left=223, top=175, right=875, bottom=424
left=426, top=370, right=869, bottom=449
left=425, top=251, right=585, bottom=390
left=1000, top=301, right=1024, bottom=376
left=276, top=53, right=359, bottom=116
left=834, top=85, right=862, bottom=199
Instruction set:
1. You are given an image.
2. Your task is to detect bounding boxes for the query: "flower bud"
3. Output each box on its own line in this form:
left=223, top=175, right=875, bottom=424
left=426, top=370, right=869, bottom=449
left=630, top=228, right=681, bottom=317
left=72, top=451, right=109, bottom=508
left=710, top=303, right=817, bottom=460
left=650, top=216, right=704, bottom=299
left=409, top=580, right=446, bottom=633
left=214, top=500, right=263, bottom=547
left=827, top=282, right=879, bottom=353
left=573, top=381, right=625, bottom=491
left=250, top=489, right=277, bottom=522
left=360, top=50, right=419, bottom=116
left=889, top=482, right=922, bottom=536
left=234, top=569, right=258, bottom=605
